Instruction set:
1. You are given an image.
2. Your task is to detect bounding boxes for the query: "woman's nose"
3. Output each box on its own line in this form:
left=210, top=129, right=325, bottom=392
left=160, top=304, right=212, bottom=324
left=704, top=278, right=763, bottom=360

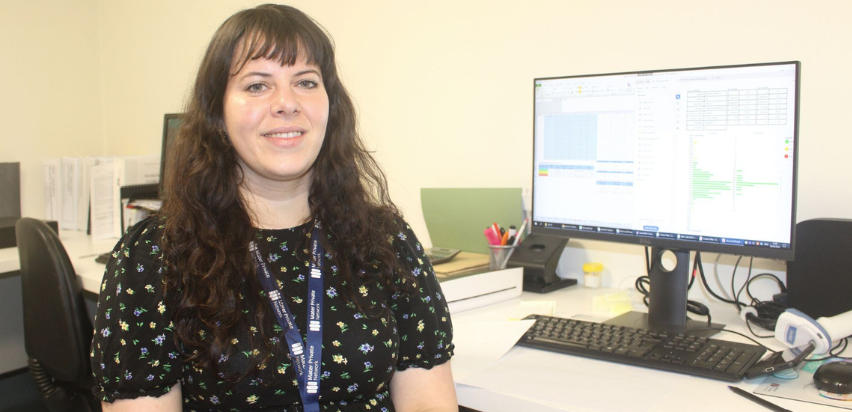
left=271, top=87, right=300, bottom=115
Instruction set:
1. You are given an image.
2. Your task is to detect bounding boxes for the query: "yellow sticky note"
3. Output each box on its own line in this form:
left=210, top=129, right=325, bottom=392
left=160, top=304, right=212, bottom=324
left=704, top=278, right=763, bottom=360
left=592, top=292, right=632, bottom=317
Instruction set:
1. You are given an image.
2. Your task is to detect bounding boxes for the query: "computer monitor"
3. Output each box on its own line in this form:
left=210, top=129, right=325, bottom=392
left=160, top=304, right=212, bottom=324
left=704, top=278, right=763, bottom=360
left=159, top=113, right=184, bottom=195
left=532, top=61, right=799, bottom=334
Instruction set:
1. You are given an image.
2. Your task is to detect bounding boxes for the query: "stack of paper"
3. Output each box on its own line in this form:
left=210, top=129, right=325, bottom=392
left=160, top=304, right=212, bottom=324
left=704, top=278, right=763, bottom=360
left=44, top=157, right=91, bottom=231
left=44, top=155, right=159, bottom=238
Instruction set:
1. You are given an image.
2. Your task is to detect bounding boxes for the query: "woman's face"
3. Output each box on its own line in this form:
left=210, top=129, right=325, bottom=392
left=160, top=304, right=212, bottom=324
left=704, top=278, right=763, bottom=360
left=223, top=53, right=329, bottom=191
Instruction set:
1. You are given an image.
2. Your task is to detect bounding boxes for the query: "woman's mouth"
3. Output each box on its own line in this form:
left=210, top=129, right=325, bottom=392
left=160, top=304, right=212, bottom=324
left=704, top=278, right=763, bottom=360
left=264, top=131, right=303, bottom=138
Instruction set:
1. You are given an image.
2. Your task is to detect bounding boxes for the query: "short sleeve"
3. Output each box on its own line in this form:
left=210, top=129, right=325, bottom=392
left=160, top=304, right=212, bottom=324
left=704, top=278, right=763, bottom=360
left=89, top=217, right=182, bottom=402
left=390, top=222, right=454, bottom=370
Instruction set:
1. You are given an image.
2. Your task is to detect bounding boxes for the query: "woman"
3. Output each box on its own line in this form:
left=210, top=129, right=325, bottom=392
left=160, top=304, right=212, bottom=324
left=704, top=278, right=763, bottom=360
left=90, top=4, right=457, bottom=411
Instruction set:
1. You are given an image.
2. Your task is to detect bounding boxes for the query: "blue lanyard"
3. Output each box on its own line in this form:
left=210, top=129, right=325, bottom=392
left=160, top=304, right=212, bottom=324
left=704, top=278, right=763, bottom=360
left=249, top=223, right=324, bottom=412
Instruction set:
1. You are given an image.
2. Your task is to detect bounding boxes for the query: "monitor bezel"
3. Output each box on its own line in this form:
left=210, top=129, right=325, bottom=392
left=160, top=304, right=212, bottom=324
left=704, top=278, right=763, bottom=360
left=158, top=113, right=183, bottom=197
left=531, top=61, right=800, bottom=261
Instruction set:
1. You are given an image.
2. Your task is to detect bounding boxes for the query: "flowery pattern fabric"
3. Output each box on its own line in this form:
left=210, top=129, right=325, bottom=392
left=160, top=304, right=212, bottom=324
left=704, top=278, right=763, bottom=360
left=90, top=217, right=453, bottom=411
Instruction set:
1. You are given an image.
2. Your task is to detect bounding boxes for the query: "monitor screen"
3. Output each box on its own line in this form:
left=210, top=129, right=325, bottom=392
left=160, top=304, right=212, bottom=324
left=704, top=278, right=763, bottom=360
left=532, top=62, right=799, bottom=261
left=159, top=113, right=183, bottom=195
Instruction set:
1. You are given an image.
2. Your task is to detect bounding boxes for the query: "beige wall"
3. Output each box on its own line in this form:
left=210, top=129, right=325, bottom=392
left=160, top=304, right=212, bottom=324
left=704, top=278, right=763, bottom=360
left=4, top=0, right=852, bottom=281
left=0, top=1, right=102, bottom=218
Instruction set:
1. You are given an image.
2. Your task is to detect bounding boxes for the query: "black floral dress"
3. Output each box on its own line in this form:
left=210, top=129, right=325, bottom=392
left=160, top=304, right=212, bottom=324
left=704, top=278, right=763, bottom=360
left=89, top=217, right=454, bottom=411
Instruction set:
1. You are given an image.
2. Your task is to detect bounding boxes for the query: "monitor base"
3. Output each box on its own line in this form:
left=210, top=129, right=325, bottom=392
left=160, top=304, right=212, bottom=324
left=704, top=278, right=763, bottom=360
left=523, top=277, right=577, bottom=294
left=603, top=311, right=724, bottom=338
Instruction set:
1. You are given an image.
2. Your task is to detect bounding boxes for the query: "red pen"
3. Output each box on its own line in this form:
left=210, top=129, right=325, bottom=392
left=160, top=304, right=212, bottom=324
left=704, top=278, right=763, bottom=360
left=484, top=227, right=501, bottom=245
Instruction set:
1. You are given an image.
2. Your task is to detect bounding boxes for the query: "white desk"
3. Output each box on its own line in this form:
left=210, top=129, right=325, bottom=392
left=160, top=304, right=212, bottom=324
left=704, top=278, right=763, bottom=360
left=2, top=237, right=847, bottom=411
left=450, top=286, right=846, bottom=412
left=0, top=230, right=115, bottom=293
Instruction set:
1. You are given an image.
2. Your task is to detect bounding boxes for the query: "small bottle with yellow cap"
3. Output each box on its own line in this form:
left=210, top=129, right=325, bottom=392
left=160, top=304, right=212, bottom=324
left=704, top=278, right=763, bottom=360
left=582, top=262, right=604, bottom=288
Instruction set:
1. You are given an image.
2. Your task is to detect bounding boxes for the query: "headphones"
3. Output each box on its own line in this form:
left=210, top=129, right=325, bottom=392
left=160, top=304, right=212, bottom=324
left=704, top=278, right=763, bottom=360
left=744, top=301, right=787, bottom=330
left=634, top=276, right=711, bottom=319
left=687, top=300, right=710, bottom=317
left=741, top=274, right=788, bottom=330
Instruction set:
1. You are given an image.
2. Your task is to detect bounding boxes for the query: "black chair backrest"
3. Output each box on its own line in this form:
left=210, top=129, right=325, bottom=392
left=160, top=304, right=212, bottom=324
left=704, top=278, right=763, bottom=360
left=15, top=218, right=93, bottom=384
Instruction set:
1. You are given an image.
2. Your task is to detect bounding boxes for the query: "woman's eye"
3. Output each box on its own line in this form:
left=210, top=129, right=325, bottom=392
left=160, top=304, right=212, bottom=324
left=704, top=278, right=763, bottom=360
left=297, top=79, right=319, bottom=89
left=246, top=83, right=267, bottom=93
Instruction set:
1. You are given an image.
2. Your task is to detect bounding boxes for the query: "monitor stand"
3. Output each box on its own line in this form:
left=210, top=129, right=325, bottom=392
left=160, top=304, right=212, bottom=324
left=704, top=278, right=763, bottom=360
left=604, top=311, right=724, bottom=338
left=603, top=247, right=724, bottom=338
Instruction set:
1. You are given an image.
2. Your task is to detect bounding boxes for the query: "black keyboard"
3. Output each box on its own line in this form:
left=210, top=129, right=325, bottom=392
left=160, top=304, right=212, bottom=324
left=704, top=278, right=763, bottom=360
left=517, top=315, right=766, bottom=381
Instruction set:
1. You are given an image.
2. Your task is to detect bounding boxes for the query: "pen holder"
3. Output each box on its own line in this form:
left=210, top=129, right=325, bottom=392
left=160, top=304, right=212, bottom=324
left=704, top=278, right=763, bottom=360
left=488, top=245, right=517, bottom=270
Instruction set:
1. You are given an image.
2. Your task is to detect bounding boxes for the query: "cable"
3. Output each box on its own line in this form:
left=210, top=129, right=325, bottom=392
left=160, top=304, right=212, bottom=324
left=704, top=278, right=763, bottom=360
left=744, top=315, right=775, bottom=339
left=635, top=276, right=650, bottom=298
left=696, top=253, right=782, bottom=312
left=694, top=252, right=789, bottom=338
left=729, top=255, right=745, bottom=312
left=743, top=272, right=787, bottom=302
left=832, top=338, right=851, bottom=359
left=734, top=256, right=754, bottom=311
left=738, top=271, right=788, bottom=332
left=695, top=252, right=738, bottom=304
left=806, top=338, right=851, bottom=362
left=711, top=253, right=733, bottom=301
left=688, top=253, right=697, bottom=289
left=685, top=300, right=712, bottom=327
left=637, top=249, right=785, bottom=337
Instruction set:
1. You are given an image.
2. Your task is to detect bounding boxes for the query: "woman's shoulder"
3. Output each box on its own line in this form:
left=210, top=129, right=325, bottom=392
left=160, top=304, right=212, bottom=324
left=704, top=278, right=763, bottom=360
left=390, top=216, right=423, bottom=252
left=120, top=215, right=165, bottom=247
left=386, top=216, right=432, bottom=275
left=98, top=215, right=166, bottom=295
left=109, top=215, right=165, bottom=269
left=91, top=215, right=181, bottom=403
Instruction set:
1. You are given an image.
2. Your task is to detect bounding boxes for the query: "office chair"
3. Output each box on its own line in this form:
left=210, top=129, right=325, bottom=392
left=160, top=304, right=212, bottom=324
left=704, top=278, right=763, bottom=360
left=15, top=218, right=100, bottom=412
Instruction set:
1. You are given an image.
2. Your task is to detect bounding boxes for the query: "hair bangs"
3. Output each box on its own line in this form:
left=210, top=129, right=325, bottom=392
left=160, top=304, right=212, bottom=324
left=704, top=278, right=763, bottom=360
left=230, top=17, right=330, bottom=76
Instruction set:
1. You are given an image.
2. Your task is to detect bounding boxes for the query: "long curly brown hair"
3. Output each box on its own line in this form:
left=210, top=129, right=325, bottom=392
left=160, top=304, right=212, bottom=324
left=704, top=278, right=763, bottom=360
left=159, top=4, right=409, bottom=373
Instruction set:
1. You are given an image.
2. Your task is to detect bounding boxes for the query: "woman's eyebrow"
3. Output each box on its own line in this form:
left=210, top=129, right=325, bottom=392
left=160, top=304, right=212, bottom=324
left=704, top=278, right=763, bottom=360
left=236, top=71, right=272, bottom=80
left=294, top=69, right=321, bottom=77
left=236, top=69, right=321, bottom=80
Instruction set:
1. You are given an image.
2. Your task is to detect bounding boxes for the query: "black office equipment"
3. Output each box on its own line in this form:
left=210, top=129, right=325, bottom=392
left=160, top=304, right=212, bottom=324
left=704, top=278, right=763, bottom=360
left=728, top=385, right=791, bottom=412
left=814, top=361, right=852, bottom=396
left=15, top=218, right=99, bottom=412
left=119, top=183, right=160, bottom=233
left=0, top=162, right=21, bottom=218
left=507, top=233, right=576, bottom=292
left=0, top=216, right=18, bottom=248
left=787, top=218, right=852, bottom=318
left=519, top=315, right=766, bottom=382
left=0, top=162, right=22, bottom=248
left=531, top=61, right=800, bottom=334
left=745, top=342, right=813, bottom=379
left=1, top=218, right=58, bottom=249
left=426, top=247, right=461, bottom=265
left=159, top=113, right=184, bottom=196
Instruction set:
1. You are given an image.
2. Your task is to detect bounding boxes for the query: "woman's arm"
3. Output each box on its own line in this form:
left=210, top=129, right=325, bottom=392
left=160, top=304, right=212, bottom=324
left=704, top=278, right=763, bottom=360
left=390, top=362, right=458, bottom=412
left=101, top=383, right=182, bottom=412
